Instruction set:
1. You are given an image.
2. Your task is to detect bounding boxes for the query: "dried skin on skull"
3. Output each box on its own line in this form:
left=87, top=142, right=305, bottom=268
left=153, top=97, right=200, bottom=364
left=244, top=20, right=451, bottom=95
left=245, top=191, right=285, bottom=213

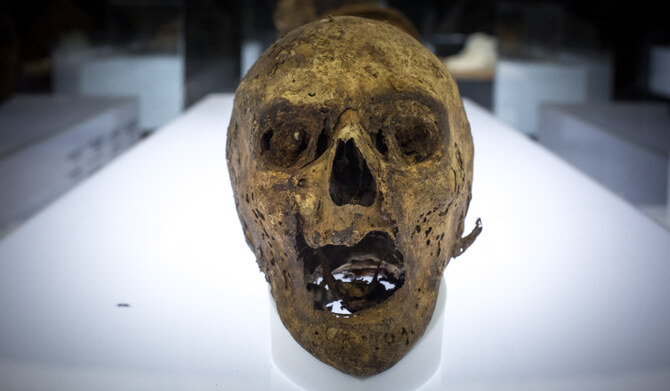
left=227, top=16, right=479, bottom=376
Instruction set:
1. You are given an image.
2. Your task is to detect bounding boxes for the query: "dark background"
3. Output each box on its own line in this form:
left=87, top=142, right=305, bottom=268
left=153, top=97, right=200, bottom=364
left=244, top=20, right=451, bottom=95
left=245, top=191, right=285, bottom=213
left=1, top=0, right=668, bottom=107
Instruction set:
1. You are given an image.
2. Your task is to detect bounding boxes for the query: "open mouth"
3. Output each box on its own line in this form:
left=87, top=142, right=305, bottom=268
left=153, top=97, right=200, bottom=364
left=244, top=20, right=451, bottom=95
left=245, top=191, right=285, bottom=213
left=298, top=231, right=406, bottom=315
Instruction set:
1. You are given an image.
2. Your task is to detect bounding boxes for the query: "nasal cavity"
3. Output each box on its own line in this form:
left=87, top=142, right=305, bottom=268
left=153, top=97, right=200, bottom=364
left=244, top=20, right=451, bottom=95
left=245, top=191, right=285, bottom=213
left=329, top=139, right=376, bottom=207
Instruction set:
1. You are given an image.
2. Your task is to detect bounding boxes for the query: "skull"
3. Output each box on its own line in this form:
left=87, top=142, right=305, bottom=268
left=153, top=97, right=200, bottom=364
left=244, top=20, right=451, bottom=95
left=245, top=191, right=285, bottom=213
left=226, top=16, right=481, bottom=376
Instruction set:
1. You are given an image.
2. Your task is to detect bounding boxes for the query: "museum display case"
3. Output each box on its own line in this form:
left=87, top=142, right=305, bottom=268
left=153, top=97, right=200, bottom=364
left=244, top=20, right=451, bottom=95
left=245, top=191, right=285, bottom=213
left=1, top=1, right=669, bottom=389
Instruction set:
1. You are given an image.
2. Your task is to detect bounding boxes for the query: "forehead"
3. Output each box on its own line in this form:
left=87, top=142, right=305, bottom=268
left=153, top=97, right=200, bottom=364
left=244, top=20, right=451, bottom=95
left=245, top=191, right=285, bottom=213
left=257, top=90, right=447, bottom=124
left=240, top=16, right=453, bottom=109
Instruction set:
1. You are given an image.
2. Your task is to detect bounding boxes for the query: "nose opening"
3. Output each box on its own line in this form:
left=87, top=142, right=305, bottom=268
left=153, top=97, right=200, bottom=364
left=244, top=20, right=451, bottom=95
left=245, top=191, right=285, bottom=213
left=329, top=139, right=376, bottom=207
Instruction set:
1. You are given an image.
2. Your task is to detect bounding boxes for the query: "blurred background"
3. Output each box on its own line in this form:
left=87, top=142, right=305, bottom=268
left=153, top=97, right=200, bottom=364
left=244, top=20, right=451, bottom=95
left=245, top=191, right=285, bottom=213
left=1, top=0, right=668, bottom=237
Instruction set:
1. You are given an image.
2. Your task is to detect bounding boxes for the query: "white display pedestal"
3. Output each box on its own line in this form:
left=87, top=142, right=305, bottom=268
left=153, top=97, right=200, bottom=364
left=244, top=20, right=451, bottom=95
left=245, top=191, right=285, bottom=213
left=53, top=47, right=184, bottom=130
left=538, top=102, right=670, bottom=226
left=0, top=94, right=139, bottom=235
left=649, top=46, right=670, bottom=98
left=493, top=55, right=611, bottom=136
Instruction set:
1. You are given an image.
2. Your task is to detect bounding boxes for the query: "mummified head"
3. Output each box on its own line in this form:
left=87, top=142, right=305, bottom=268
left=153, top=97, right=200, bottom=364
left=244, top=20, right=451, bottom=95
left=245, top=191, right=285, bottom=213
left=226, top=16, right=480, bottom=376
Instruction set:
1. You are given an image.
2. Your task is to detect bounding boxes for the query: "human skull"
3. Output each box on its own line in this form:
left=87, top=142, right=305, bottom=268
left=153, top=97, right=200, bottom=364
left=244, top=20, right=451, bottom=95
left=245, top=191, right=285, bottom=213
left=226, top=16, right=481, bottom=376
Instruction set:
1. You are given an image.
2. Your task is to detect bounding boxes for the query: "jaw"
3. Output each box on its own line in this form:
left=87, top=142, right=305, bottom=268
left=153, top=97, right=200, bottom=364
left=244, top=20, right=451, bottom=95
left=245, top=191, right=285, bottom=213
left=255, top=194, right=459, bottom=376
left=261, top=220, right=437, bottom=376
left=269, top=235, right=440, bottom=376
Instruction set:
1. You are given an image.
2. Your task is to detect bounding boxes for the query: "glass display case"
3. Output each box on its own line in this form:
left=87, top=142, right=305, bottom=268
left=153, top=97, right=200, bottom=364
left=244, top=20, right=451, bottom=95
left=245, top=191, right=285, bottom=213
left=0, top=2, right=669, bottom=387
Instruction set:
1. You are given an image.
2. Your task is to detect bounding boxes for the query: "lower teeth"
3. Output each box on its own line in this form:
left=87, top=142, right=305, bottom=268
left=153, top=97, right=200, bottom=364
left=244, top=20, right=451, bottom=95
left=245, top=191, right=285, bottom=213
left=299, top=231, right=405, bottom=314
left=307, top=260, right=404, bottom=314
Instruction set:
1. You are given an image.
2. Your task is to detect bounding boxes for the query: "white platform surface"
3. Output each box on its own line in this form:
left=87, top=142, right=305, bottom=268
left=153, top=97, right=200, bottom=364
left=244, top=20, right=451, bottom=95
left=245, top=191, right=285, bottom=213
left=1, top=94, right=669, bottom=390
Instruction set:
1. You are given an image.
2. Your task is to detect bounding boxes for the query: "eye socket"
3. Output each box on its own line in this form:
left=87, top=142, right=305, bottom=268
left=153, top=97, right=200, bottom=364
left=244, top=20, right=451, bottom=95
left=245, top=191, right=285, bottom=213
left=260, top=122, right=310, bottom=168
left=316, top=127, right=329, bottom=158
left=372, top=129, right=388, bottom=155
left=394, top=120, right=439, bottom=163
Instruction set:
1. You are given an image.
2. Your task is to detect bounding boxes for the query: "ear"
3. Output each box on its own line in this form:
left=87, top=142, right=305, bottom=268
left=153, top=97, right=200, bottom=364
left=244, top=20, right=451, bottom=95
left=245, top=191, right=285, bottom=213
left=452, top=218, right=482, bottom=258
